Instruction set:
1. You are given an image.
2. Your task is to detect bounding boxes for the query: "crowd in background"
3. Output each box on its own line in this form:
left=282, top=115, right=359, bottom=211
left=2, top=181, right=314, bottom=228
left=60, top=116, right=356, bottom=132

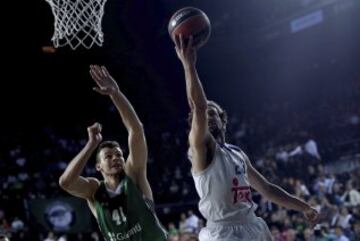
left=0, top=78, right=359, bottom=241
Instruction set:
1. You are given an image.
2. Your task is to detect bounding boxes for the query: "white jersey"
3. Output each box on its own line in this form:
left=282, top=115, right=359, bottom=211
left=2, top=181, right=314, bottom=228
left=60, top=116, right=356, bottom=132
left=189, top=143, right=257, bottom=225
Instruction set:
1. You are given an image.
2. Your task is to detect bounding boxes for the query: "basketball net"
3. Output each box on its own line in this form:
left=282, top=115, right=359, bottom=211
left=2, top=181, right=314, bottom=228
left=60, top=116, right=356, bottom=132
left=45, top=0, right=108, bottom=50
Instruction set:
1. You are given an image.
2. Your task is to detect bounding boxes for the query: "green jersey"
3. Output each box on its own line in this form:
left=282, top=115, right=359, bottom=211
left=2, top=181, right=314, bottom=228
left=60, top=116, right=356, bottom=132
left=94, top=175, right=167, bottom=241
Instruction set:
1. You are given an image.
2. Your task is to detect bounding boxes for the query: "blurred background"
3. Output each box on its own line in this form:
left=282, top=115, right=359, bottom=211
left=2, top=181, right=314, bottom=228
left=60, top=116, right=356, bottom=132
left=1, top=0, right=359, bottom=240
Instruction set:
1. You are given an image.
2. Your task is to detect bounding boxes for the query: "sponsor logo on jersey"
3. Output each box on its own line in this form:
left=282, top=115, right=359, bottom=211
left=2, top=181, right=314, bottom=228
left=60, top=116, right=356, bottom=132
left=107, top=223, right=142, bottom=241
left=231, top=177, right=252, bottom=204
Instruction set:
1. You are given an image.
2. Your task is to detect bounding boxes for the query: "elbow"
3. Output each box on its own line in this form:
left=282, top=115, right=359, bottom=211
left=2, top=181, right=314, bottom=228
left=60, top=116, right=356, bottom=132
left=137, top=123, right=144, bottom=131
left=131, top=123, right=144, bottom=135
left=59, top=175, right=70, bottom=190
left=189, top=94, right=207, bottom=110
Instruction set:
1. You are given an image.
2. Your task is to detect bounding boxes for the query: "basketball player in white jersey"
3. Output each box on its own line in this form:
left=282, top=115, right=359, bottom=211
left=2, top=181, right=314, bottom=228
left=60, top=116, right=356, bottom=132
left=174, top=35, right=319, bottom=241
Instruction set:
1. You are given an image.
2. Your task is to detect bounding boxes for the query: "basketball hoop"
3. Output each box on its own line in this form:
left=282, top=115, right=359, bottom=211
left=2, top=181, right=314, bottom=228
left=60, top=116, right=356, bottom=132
left=45, top=0, right=108, bottom=50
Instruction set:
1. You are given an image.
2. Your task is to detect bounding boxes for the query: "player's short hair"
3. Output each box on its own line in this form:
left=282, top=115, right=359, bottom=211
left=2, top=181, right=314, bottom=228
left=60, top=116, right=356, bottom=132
left=96, top=141, right=121, bottom=163
left=188, top=100, right=228, bottom=126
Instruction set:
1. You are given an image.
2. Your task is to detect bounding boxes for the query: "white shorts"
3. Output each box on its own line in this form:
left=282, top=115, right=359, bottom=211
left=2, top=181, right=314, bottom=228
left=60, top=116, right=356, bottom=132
left=199, top=216, right=273, bottom=241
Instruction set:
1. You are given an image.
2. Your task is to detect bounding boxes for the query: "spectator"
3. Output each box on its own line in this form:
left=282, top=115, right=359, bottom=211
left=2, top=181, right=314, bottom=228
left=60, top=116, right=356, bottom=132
left=168, top=222, right=180, bottom=240
left=334, top=226, right=350, bottom=241
left=342, top=182, right=360, bottom=206
left=10, top=218, right=24, bottom=233
left=185, top=210, right=199, bottom=233
left=44, top=232, right=56, bottom=241
left=304, top=139, right=321, bottom=160
left=0, top=229, right=10, bottom=241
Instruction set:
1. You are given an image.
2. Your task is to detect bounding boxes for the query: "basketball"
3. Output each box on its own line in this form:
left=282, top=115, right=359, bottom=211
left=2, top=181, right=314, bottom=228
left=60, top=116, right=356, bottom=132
left=168, top=7, right=211, bottom=48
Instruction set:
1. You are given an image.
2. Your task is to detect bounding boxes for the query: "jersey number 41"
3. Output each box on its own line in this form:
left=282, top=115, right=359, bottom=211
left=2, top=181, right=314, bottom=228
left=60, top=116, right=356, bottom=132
left=112, top=207, right=127, bottom=225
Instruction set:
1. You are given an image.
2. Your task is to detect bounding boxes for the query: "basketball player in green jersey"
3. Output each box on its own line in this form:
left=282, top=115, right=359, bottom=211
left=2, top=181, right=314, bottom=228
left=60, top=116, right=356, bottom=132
left=59, top=65, right=167, bottom=241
